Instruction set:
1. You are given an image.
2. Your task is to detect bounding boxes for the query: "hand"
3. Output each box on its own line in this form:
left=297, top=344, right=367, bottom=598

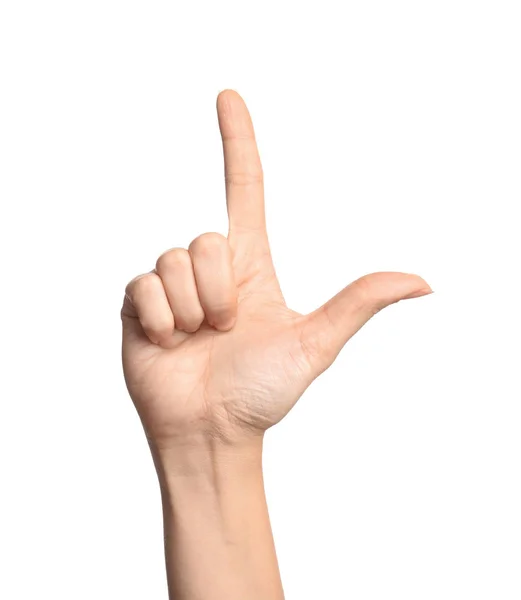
left=121, top=90, right=431, bottom=450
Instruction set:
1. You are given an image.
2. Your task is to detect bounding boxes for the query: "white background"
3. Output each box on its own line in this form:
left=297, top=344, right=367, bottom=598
left=1, top=1, right=520, bottom=598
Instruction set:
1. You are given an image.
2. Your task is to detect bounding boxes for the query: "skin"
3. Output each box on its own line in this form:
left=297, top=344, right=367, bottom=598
left=121, top=89, right=431, bottom=599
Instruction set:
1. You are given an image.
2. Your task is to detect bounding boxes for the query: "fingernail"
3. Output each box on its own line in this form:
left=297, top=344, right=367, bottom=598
left=403, top=288, right=434, bottom=300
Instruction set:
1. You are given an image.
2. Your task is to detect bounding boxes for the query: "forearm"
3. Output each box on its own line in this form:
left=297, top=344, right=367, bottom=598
left=151, top=435, right=284, bottom=600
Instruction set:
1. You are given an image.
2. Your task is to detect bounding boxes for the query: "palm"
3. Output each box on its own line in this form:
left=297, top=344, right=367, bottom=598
left=121, top=90, right=430, bottom=446
left=123, top=242, right=315, bottom=443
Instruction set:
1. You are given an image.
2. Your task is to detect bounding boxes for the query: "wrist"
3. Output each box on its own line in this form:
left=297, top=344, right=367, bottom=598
left=149, top=432, right=264, bottom=492
left=147, top=433, right=283, bottom=600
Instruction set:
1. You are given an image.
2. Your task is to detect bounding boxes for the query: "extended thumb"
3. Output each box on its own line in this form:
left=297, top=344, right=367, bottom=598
left=302, top=272, right=432, bottom=367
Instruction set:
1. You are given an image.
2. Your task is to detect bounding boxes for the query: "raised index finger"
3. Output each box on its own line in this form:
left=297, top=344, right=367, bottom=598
left=217, top=90, right=267, bottom=240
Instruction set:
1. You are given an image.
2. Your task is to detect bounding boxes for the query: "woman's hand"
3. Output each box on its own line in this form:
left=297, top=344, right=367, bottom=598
left=121, top=90, right=431, bottom=451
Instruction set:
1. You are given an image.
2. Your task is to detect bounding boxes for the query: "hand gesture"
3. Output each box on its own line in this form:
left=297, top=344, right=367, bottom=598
left=121, top=90, right=431, bottom=449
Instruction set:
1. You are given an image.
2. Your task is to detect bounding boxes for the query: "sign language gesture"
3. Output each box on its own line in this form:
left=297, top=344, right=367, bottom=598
left=121, top=90, right=431, bottom=450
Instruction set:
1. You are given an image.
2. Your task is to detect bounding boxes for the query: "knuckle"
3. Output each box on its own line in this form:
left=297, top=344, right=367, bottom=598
left=156, top=247, right=190, bottom=273
left=125, top=273, right=156, bottom=299
left=189, top=232, right=227, bottom=256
